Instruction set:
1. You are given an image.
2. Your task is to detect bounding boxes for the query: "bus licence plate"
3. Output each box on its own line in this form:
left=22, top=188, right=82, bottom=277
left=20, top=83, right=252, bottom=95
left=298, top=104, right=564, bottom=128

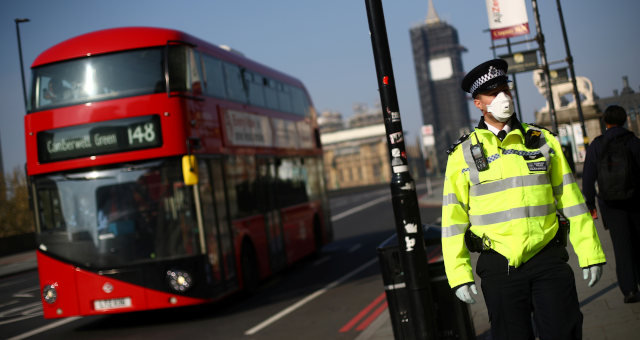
left=93, top=297, right=132, bottom=311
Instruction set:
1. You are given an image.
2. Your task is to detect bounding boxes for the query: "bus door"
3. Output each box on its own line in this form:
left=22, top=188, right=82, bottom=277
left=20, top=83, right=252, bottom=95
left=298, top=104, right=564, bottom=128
left=256, top=157, right=287, bottom=273
left=198, top=159, right=237, bottom=291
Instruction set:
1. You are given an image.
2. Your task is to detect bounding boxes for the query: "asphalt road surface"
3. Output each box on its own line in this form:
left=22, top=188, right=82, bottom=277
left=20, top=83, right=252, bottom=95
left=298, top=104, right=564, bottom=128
left=1, top=183, right=440, bottom=340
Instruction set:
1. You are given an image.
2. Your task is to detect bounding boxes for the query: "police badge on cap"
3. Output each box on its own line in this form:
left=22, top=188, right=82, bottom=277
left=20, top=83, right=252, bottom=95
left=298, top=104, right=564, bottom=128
left=461, top=59, right=509, bottom=98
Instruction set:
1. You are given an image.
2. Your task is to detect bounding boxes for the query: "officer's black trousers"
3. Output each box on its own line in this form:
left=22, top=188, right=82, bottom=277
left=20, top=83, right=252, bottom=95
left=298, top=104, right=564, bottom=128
left=600, top=201, right=640, bottom=296
left=477, top=245, right=582, bottom=340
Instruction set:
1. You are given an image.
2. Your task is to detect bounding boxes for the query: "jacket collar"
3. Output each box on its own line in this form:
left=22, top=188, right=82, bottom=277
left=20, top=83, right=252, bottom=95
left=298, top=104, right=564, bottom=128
left=476, top=115, right=526, bottom=140
left=604, top=126, right=632, bottom=139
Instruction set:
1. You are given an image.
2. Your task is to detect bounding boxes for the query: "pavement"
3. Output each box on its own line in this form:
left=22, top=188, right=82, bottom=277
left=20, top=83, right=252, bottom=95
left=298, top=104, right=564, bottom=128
left=360, top=175, right=640, bottom=340
left=2, top=176, right=640, bottom=339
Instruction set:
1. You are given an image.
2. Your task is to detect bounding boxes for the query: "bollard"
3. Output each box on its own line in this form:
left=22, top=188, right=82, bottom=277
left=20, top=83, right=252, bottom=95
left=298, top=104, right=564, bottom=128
left=378, top=225, right=476, bottom=340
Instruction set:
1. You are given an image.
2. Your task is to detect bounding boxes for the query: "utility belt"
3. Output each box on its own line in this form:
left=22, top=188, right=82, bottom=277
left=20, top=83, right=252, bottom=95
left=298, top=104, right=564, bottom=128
left=465, top=213, right=569, bottom=253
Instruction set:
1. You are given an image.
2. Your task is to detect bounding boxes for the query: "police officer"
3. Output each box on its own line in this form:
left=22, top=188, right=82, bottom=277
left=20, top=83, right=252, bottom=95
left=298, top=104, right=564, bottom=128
left=441, top=59, right=606, bottom=340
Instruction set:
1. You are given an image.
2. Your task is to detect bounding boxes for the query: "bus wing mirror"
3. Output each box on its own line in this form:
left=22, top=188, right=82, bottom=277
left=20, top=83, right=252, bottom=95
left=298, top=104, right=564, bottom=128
left=182, top=155, right=198, bottom=185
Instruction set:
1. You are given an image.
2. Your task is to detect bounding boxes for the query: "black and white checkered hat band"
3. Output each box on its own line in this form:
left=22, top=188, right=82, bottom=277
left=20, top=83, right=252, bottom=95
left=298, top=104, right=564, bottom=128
left=470, top=66, right=506, bottom=95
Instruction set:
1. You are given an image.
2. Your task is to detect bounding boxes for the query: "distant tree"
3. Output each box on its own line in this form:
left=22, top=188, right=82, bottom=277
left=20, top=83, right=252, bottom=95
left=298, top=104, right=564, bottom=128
left=0, top=167, right=34, bottom=237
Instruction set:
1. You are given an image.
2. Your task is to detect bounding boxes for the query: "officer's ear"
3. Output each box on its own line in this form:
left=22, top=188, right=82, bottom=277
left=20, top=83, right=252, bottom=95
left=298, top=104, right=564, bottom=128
left=473, top=97, right=484, bottom=112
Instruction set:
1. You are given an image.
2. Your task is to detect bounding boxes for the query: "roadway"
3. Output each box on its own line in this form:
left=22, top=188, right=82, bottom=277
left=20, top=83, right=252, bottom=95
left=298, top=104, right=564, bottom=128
left=1, top=182, right=442, bottom=340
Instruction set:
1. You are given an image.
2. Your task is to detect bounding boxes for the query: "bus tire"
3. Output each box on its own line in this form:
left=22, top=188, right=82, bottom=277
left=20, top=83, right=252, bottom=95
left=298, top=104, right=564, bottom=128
left=241, top=240, right=259, bottom=294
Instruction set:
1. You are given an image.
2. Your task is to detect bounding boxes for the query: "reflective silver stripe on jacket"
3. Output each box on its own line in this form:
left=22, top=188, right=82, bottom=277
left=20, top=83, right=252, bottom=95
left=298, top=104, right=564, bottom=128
left=461, top=138, right=479, bottom=185
left=553, top=173, right=577, bottom=196
left=558, top=202, right=589, bottom=218
left=443, top=193, right=468, bottom=212
left=469, top=203, right=556, bottom=226
left=443, top=193, right=459, bottom=206
left=470, top=174, right=550, bottom=197
left=442, top=223, right=469, bottom=238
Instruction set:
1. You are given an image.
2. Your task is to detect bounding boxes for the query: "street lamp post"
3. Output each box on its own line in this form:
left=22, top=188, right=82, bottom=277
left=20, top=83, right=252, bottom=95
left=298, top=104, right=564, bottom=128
left=555, top=0, right=589, bottom=147
left=531, top=0, right=559, bottom=134
left=364, top=1, right=436, bottom=338
left=14, top=18, right=30, bottom=113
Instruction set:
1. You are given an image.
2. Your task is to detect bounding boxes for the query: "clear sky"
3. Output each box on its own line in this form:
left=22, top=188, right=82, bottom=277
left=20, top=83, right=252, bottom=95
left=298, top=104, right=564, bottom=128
left=1, top=0, right=639, bottom=174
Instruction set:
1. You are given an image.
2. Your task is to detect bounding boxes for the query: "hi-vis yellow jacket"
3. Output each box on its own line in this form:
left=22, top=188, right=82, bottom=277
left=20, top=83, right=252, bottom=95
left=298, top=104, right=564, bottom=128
left=441, top=121, right=606, bottom=289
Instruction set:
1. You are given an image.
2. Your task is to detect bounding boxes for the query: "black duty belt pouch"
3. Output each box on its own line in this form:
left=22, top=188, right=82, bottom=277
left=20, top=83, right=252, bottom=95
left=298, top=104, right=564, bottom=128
left=464, top=214, right=569, bottom=253
left=464, top=229, right=484, bottom=253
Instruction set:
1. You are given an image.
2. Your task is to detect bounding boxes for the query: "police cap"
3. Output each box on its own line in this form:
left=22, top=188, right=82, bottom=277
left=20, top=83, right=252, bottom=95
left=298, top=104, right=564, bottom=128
left=461, top=59, right=509, bottom=98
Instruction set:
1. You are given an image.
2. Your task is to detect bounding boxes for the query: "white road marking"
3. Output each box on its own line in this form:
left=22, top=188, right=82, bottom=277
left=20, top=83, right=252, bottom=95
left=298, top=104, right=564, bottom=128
left=7, top=316, right=82, bottom=340
left=12, top=293, right=34, bottom=298
left=0, top=300, right=19, bottom=309
left=13, top=285, right=40, bottom=298
left=0, top=311, right=43, bottom=326
left=21, top=305, right=44, bottom=315
left=331, top=195, right=389, bottom=222
left=0, top=302, right=42, bottom=317
left=0, top=278, right=30, bottom=289
left=312, top=256, right=331, bottom=266
left=348, top=244, right=362, bottom=253
left=0, top=301, right=44, bottom=326
left=244, top=257, right=378, bottom=335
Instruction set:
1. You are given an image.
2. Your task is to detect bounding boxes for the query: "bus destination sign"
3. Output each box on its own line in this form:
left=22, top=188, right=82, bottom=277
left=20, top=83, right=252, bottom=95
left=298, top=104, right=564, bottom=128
left=37, top=115, right=162, bottom=163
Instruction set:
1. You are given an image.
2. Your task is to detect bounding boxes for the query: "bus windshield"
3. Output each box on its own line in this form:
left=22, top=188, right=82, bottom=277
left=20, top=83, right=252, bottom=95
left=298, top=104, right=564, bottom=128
left=31, top=47, right=166, bottom=111
left=34, top=158, right=200, bottom=269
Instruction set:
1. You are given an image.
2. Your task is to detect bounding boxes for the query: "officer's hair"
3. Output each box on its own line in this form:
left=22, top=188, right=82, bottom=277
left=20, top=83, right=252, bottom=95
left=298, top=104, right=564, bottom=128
left=604, top=105, right=627, bottom=126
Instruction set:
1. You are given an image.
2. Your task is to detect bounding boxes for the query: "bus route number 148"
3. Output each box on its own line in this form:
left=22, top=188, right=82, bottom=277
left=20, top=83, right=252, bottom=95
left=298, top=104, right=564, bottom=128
left=128, top=122, right=157, bottom=146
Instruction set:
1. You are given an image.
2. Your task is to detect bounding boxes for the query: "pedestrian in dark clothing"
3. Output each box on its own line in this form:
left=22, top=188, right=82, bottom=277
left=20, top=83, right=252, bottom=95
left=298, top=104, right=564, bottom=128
left=582, top=105, right=640, bottom=304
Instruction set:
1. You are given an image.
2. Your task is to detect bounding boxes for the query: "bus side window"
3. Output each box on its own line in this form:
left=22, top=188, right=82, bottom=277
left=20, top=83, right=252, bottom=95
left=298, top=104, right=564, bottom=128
left=223, top=62, right=247, bottom=103
left=188, top=49, right=204, bottom=96
left=264, top=78, right=279, bottom=110
left=276, top=158, right=309, bottom=207
left=203, top=55, right=227, bottom=99
left=246, top=72, right=266, bottom=107
left=290, top=87, right=307, bottom=116
left=225, top=155, right=258, bottom=218
left=168, top=46, right=188, bottom=92
left=277, top=83, right=292, bottom=113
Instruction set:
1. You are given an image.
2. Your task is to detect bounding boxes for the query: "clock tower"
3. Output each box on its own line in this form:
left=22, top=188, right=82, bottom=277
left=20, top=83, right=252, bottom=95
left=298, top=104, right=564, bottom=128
left=410, top=0, right=469, bottom=172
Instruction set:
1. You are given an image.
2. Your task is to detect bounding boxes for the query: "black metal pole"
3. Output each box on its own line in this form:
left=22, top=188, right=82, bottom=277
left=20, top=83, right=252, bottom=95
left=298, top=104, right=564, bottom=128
left=364, top=1, right=436, bottom=339
left=531, top=0, right=559, bottom=134
left=15, top=18, right=30, bottom=113
left=506, top=38, right=524, bottom=122
left=555, top=0, right=588, bottom=147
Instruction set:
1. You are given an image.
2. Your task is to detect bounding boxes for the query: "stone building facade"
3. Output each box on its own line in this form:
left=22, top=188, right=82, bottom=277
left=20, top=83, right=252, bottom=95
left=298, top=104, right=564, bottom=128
left=320, top=124, right=390, bottom=190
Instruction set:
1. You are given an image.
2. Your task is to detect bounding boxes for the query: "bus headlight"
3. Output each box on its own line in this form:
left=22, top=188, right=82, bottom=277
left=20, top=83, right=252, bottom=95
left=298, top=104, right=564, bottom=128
left=166, top=269, right=192, bottom=292
left=43, top=285, right=58, bottom=304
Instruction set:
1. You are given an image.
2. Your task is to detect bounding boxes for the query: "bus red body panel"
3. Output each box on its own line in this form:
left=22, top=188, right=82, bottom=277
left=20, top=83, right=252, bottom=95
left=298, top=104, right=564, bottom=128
left=25, top=95, right=189, bottom=175
left=27, top=26, right=332, bottom=319
left=38, top=251, right=208, bottom=318
left=33, top=27, right=189, bottom=68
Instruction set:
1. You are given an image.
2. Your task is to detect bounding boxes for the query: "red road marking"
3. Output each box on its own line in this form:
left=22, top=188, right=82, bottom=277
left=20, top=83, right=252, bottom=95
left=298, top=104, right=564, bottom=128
left=427, top=245, right=442, bottom=263
left=339, top=292, right=387, bottom=333
left=355, top=300, right=388, bottom=331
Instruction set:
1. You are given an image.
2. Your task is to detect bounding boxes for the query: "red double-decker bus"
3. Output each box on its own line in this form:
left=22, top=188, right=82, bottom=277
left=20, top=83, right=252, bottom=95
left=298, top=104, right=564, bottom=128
left=25, top=27, right=332, bottom=319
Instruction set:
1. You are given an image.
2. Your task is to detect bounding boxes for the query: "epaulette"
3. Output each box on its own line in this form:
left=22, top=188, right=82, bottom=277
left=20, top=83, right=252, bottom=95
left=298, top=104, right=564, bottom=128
left=446, top=133, right=470, bottom=155
left=526, top=123, right=557, bottom=137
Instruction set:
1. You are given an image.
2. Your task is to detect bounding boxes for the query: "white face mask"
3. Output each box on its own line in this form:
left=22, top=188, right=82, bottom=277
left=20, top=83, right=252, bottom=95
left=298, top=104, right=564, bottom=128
left=486, top=91, right=514, bottom=122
